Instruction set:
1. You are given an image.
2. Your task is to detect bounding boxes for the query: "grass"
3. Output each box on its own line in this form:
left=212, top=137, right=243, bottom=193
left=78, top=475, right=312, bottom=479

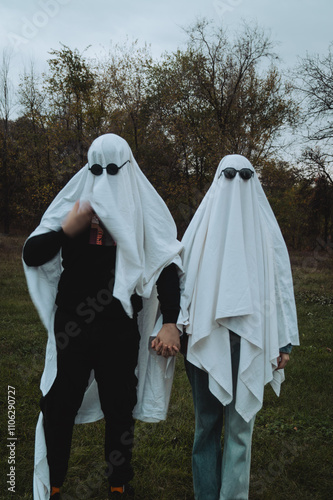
left=0, top=236, right=332, bottom=499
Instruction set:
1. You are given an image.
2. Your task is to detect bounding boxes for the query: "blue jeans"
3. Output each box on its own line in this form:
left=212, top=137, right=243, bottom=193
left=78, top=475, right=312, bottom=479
left=185, top=332, right=255, bottom=500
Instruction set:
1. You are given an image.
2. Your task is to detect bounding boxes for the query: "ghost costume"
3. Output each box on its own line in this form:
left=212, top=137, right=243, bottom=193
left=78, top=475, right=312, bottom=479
left=23, top=134, right=183, bottom=499
left=178, top=155, right=299, bottom=500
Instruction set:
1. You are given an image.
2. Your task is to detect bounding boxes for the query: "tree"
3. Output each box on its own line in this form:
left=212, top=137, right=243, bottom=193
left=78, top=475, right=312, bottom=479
left=146, top=20, right=299, bottom=228
left=17, top=64, right=59, bottom=224
left=182, top=20, right=298, bottom=164
left=260, top=159, right=313, bottom=248
left=310, top=174, right=333, bottom=243
left=45, top=45, right=96, bottom=171
left=295, top=44, right=333, bottom=143
left=294, top=44, right=333, bottom=191
left=292, top=45, right=333, bottom=244
left=98, top=40, right=153, bottom=157
left=0, top=48, right=15, bottom=234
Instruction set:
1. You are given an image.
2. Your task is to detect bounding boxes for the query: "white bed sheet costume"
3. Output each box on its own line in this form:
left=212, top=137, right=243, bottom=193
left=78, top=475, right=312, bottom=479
left=177, top=154, right=299, bottom=498
left=23, top=134, right=183, bottom=500
left=178, top=154, right=299, bottom=419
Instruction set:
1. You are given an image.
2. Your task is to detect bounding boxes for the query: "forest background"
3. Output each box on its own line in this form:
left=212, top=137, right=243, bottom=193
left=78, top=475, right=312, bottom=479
left=1, top=19, right=333, bottom=250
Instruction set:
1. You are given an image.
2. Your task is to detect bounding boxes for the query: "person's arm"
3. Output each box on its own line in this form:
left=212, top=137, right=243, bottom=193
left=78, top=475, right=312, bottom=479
left=151, top=263, right=181, bottom=357
left=23, top=230, right=64, bottom=267
left=156, top=263, right=180, bottom=324
left=23, top=201, right=94, bottom=267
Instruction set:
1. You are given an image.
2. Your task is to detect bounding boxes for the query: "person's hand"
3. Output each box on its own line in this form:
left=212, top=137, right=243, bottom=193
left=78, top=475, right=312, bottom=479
left=276, top=352, right=290, bottom=370
left=62, top=201, right=94, bottom=237
left=151, top=323, right=180, bottom=358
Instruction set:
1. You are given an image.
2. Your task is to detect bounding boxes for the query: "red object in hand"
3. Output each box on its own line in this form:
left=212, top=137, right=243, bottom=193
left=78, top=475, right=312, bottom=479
left=89, top=215, right=104, bottom=245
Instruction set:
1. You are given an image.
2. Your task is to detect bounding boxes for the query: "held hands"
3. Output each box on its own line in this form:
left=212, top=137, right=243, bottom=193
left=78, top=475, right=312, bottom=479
left=276, top=352, right=290, bottom=370
left=151, top=323, right=181, bottom=358
left=62, top=201, right=94, bottom=237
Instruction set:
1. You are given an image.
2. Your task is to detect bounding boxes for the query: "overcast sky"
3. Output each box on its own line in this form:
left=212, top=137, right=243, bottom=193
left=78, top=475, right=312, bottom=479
left=1, top=0, right=332, bottom=90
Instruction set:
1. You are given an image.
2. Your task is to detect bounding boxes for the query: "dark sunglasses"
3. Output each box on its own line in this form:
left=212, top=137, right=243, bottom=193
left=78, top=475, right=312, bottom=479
left=88, top=160, right=130, bottom=176
left=218, top=167, right=254, bottom=180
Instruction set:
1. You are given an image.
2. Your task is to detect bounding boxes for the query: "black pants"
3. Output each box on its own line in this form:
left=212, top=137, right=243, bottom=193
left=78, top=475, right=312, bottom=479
left=41, top=307, right=140, bottom=487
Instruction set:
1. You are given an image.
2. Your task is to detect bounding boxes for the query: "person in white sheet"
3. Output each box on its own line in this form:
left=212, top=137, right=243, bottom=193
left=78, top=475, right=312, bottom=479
left=176, top=154, right=299, bottom=500
left=23, top=134, right=183, bottom=500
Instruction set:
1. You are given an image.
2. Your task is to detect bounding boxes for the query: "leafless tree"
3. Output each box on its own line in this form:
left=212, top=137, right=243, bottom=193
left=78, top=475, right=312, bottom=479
left=292, top=44, right=333, bottom=191
left=295, top=44, right=333, bottom=143
left=0, top=48, right=15, bottom=234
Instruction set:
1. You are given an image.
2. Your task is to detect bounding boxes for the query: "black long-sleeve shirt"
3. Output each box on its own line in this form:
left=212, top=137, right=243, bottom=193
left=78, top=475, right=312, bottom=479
left=23, top=228, right=180, bottom=323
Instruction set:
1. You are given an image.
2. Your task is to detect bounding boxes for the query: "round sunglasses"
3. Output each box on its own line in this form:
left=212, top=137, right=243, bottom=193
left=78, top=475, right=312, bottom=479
left=88, top=160, right=130, bottom=176
left=218, top=167, right=254, bottom=180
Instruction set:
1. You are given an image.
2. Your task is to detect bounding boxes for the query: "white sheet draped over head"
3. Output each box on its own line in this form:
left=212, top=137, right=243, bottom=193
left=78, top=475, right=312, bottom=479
left=23, top=133, right=183, bottom=500
left=178, top=154, right=299, bottom=422
left=27, top=133, right=183, bottom=318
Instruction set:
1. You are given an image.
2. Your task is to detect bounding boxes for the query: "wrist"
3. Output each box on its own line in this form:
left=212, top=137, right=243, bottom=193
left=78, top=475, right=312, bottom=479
left=163, top=323, right=180, bottom=334
left=62, top=225, right=75, bottom=238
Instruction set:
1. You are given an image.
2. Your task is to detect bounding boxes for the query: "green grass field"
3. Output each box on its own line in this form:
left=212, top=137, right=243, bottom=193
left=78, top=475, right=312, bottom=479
left=0, top=236, right=332, bottom=499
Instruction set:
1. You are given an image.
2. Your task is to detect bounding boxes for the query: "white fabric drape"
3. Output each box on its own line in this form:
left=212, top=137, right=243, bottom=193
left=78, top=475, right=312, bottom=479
left=178, top=154, right=299, bottom=422
left=23, top=134, right=183, bottom=499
